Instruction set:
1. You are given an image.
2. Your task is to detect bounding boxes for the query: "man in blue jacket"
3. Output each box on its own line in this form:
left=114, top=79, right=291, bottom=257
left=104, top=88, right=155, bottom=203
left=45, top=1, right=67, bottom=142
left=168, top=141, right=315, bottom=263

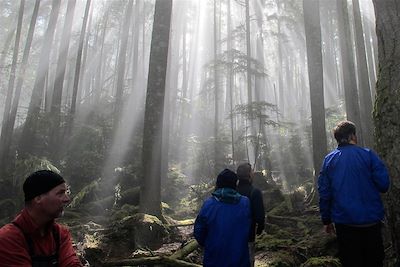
left=318, top=121, right=390, bottom=267
left=194, top=169, right=251, bottom=267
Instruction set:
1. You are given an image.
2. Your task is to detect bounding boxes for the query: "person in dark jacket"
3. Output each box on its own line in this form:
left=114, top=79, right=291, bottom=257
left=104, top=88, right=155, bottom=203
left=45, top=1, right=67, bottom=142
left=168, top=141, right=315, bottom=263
left=0, top=170, right=82, bottom=266
left=194, top=169, right=251, bottom=267
left=236, top=163, right=265, bottom=267
left=318, top=121, right=390, bottom=267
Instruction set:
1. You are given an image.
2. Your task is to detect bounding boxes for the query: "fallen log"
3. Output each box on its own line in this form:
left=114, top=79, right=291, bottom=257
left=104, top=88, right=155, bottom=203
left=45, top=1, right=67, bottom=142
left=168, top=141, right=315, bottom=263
left=170, top=239, right=199, bottom=259
left=103, top=256, right=201, bottom=267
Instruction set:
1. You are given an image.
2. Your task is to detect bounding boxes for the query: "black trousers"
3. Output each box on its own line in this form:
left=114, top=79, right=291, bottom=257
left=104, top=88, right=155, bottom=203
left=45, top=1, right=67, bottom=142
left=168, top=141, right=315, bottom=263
left=335, top=223, right=384, bottom=267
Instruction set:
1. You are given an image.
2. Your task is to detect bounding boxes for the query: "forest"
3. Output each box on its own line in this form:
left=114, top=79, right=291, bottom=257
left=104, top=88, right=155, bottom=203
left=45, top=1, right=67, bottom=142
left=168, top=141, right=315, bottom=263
left=0, top=0, right=399, bottom=266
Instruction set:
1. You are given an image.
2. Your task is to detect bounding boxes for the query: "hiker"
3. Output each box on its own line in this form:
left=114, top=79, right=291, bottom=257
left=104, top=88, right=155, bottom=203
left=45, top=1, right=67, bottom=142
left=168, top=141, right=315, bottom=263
left=237, top=162, right=265, bottom=267
left=318, top=121, right=390, bottom=267
left=0, top=170, right=82, bottom=266
left=194, top=169, right=251, bottom=267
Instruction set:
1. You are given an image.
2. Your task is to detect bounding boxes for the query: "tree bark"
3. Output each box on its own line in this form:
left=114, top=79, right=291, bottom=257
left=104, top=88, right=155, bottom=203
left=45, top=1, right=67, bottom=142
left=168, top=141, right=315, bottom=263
left=336, top=0, right=363, bottom=143
left=352, top=0, right=373, bottom=148
left=372, top=0, right=400, bottom=264
left=48, top=0, right=76, bottom=160
left=114, top=0, right=134, bottom=125
left=303, top=0, right=327, bottom=198
left=140, top=0, right=172, bottom=217
left=67, top=0, right=91, bottom=136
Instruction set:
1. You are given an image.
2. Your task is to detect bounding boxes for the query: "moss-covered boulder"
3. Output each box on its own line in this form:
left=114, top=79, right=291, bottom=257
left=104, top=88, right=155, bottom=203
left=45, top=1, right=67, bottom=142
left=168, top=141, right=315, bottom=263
left=102, top=213, right=169, bottom=257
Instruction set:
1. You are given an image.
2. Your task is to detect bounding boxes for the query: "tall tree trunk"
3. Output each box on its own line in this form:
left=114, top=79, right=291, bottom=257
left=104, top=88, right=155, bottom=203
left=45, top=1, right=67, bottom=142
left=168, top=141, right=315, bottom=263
left=213, top=0, right=220, bottom=173
left=114, top=0, right=134, bottom=126
left=67, top=0, right=91, bottom=136
left=49, top=0, right=76, bottom=160
left=227, top=0, right=235, bottom=165
left=19, top=0, right=61, bottom=157
left=0, top=28, right=16, bottom=84
left=352, top=0, right=373, bottom=147
left=245, top=0, right=256, bottom=165
left=303, top=0, right=327, bottom=197
left=372, top=1, right=400, bottom=264
left=336, top=0, right=363, bottom=142
left=276, top=0, right=284, bottom=120
left=0, top=0, right=25, bottom=176
left=140, top=0, right=172, bottom=218
left=93, top=9, right=108, bottom=104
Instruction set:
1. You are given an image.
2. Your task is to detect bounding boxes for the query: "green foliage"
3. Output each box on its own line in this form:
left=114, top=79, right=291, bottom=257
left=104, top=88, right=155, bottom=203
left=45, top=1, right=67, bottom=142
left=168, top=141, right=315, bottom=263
left=232, top=101, right=278, bottom=122
left=325, top=102, right=346, bottom=150
left=69, top=179, right=101, bottom=209
left=63, top=121, right=111, bottom=193
left=161, top=167, right=189, bottom=208
left=257, top=234, right=294, bottom=251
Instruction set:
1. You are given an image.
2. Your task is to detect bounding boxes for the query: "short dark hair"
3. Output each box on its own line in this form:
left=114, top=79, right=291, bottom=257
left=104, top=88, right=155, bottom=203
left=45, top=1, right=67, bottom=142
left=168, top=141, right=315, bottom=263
left=236, top=163, right=252, bottom=179
left=333, top=121, right=356, bottom=145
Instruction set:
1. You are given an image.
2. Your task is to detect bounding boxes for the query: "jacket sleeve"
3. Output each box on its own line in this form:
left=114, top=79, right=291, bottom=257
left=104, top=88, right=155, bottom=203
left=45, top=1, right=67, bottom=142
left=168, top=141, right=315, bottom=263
left=251, top=189, right=265, bottom=235
left=370, top=150, right=390, bottom=193
left=318, top=159, right=332, bottom=225
left=193, top=204, right=208, bottom=247
left=58, top=226, right=83, bottom=267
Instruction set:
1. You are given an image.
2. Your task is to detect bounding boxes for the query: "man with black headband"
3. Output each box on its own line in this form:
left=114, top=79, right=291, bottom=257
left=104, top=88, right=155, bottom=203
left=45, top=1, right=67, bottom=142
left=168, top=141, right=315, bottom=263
left=0, top=170, right=82, bottom=266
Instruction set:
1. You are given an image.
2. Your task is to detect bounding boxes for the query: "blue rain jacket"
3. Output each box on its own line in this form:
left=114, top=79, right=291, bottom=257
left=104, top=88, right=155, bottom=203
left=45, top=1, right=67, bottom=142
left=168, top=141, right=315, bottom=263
left=318, top=144, right=390, bottom=225
left=194, top=188, right=251, bottom=267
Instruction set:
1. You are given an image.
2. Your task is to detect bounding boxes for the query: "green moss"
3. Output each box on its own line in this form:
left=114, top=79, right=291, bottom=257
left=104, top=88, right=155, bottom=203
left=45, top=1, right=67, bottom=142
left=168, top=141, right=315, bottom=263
left=256, top=234, right=294, bottom=251
left=70, top=180, right=100, bottom=208
left=300, top=256, right=341, bottom=267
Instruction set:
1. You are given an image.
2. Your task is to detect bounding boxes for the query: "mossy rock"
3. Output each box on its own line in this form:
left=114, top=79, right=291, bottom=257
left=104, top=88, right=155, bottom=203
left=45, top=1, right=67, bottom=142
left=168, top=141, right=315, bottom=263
left=102, top=213, right=169, bottom=257
left=256, top=234, right=294, bottom=251
left=70, top=180, right=102, bottom=208
left=300, top=256, right=341, bottom=267
left=266, top=251, right=301, bottom=267
left=115, top=186, right=140, bottom=207
left=265, top=190, right=286, bottom=214
left=110, top=204, right=138, bottom=221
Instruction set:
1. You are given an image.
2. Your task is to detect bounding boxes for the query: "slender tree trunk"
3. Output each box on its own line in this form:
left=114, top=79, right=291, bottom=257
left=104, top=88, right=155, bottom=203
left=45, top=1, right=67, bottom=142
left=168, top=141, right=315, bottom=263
left=213, top=0, right=220, bottom=173
left=276, top=0, right=284, bottom=120
left=0, top=28, right=16, bottom=84
left=49, top=0, right=76, bottom=160
left=303, top=0, right=327, bottom=197
left=140, top=0, right=172, bottom=218
left=336, top=0, right=363, bottom=142
left=227, top=0, right=235, bottom=165
left=0, top=0, right=25, bottom=176
left=372, top=1, right=400, bottom=264
left=352, top=0, right=373, bottom=147
left=67, top=0, right=91, bottom=136
left=114, top=0, right=134, bottom=125
left=93, top=9, right=108, bottom=104
left=19, top=0, right=61, bottom=157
